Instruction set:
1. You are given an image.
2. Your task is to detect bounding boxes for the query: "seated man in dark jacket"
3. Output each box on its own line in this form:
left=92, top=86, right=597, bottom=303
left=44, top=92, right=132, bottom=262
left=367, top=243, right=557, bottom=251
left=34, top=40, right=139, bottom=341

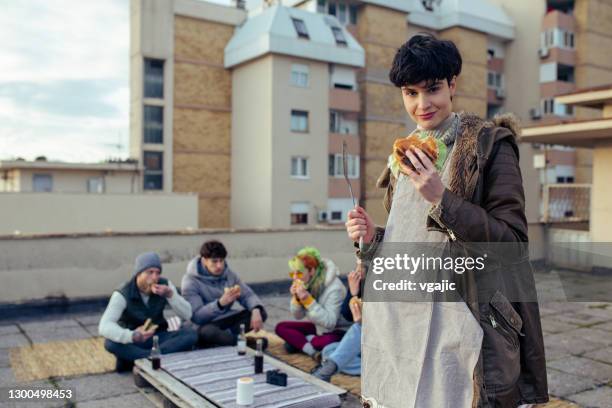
left=181, top=240, right=268, bottom=348
left=99, top=252, right=197, bottom=372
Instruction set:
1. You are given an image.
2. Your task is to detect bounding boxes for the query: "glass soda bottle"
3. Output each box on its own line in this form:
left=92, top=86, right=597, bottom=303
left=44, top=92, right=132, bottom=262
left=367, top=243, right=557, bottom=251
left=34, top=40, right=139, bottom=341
left=254, top=338, right=264, bottom=374
left=151, top=335, right=161, bottom=370
left=237, top=323, right=247, bottom=355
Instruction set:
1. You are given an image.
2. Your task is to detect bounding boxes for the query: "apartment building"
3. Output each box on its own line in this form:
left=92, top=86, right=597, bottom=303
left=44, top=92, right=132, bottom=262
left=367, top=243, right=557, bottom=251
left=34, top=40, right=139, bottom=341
left=130, top=0, right=362, bottom=228
left=0, top=159, right=141, bottom=193
left=226, top=5, right=364, bottom=228
left=130, top=0, right=612, bottom=231
left=527, top=0, right=612, bottom=192
left=0, top=159, right=198, bottom=235
left=285, top=0, right=517, bottom=224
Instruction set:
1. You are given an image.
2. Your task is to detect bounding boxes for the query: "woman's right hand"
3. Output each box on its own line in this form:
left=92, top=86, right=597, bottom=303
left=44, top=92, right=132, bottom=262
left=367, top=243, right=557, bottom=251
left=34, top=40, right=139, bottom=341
left=346, top=206, right=375, bottom=244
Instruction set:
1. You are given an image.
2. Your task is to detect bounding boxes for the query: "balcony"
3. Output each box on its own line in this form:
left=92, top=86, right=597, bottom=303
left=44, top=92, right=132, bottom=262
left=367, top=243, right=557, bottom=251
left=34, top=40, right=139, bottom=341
left=329, top=88, right=360, bottom=112
left=541, top=183, right=591, bottom=224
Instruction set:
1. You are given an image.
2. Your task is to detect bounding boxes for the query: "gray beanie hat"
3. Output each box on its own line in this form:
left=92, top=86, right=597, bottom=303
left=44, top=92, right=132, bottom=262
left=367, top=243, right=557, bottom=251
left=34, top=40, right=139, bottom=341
left=134, top=252, right=162, bottom=276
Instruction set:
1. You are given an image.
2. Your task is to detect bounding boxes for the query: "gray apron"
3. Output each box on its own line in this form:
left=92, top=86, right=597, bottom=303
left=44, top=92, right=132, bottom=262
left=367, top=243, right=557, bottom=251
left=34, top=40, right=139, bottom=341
left=362, top=116, right=483, bottom=408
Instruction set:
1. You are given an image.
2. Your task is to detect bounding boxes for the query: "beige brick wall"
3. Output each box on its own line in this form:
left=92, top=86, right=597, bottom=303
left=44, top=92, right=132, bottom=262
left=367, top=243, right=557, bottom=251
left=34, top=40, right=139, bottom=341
left=439, top=27, right=487, bottom=117
left=173, top=16, right=234, bottom=228
left=356, top=4, right=408, bottom=218
left=174, top=16, right=234, bottom=64
left=198, top=197, right=230, bottom=228
left=575, top=0, right=612, bottom=36
left=173, top=108, right=231, bottom=153
left=357, top=4, right=409, bottom=45
left=362, top=120, right=406, bottom=158
left=363, top=82, right=406, bottom=120
left=575, top=0, right=612, bottom=89
left=363, top=42, right=399, bottom=73
left=174, top=62, right=231, bottom=108
left=173, top=153, right=230, bottom=195
left=576, top=31, right=612, bottom=71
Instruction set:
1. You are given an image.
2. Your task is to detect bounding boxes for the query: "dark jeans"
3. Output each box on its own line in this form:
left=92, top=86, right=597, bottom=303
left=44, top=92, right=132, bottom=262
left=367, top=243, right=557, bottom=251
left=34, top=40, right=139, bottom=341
left=104, top=327, right=198, bottom=362
left=197, top=309, right=253, bottom=348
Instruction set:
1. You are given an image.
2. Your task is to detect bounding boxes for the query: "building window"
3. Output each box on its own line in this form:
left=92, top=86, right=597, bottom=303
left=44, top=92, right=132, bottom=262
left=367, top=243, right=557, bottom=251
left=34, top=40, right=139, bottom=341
left=144, top=58, right=164, bottom=98
left=541, top=28, right=575, bottom=49
left=291, top=64, right=309, bottom=87
left=87, top=177, right=104, bottom=193
left=291, top=157, right=309, bottom=178
left=143, top=151, right=163, bottom=190
left=329, top=153, right=359, bottom=178
left=328, top=2, right=336, bottom=16
left=542, top=98, right=554, bottom=115
left=349, top=5, right=357, bottom=24
left=331, top=26, right=347, bottom=46
left=329, top=110, right=357, bottom=134
left=32, top=174, right=52, bottom=192
left=292, top=18, right=309, bottom=39
left=291, top=110, right=309, bottom=132
left=143, top=105, right=163, bottom=144
left=290, top=202, right=309, bottom=225
left=338, top=3, right=346, bottom=22
left=330, top=111, right=340, bottom=133
left=330, top=211, right=343, bottom=221
left=317, top=0, right=326, bottom=13
left=557, top=64, right=575, bottom=82
left=487, top=71, right=503, bottom=89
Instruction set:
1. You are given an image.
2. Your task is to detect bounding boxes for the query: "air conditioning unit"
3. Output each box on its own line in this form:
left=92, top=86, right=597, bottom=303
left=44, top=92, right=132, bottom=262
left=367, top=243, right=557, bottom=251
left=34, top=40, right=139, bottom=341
left=530, top=108, right=542, bottom=120
left=317, top=211, right=328, bottom=222
left=533, top=154, right=546, bottom=169
left=538, top=47, right=549, bottom=58
left=496, top=88, right=506, bottom=99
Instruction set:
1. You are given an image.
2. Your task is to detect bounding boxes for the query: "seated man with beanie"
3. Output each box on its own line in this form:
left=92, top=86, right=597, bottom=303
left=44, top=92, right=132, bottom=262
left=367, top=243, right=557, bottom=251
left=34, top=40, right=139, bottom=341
left=99, top=252, right=198, bottom=372
left=181, top=240, right=268, bottom=348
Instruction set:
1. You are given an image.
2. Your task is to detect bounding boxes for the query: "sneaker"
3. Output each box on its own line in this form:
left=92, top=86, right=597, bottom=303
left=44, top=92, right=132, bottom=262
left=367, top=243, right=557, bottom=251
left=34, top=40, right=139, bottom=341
left=246, top=336, right=269, bottom=352
left=115, top=358, right=134, bottom=373
left=283, top=342, right=299, bottom=354
left=312, top=359, right=338, bottom=382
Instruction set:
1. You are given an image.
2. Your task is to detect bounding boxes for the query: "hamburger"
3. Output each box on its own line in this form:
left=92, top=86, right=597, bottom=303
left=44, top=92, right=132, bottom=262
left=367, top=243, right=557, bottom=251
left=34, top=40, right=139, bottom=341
left=392, top=132, right=448, bottom=173
left=349, top=296, right=362, bottom=308
left=224, top=284, right=241, bottom=295
left=143, top=318, right=158, bottom=332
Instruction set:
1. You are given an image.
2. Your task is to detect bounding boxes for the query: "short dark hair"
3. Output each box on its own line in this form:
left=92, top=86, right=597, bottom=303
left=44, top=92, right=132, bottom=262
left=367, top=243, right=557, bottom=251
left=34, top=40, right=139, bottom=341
left=200, top=240, right=227, bottom=259
left=389, top=33, right=462, bottom=88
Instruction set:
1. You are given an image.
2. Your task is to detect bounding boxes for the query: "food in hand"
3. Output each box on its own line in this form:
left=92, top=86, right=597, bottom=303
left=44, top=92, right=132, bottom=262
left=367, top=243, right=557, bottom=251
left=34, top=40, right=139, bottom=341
left=391, top=132, right=448, bottom=172
left=349, top=296, right=363, bottom=308
left=143, top=318, right=158, bottom=332
left=224, top=284, right=241, bottom=295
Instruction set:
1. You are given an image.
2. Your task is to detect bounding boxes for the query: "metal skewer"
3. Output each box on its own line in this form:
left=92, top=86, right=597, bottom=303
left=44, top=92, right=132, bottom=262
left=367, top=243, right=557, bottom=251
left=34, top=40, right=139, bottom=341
left=342, top=140, right=364, bottom=253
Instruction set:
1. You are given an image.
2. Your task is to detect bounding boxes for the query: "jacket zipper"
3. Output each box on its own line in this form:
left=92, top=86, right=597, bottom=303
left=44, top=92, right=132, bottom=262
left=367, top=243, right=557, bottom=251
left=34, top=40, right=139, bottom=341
left=489, top=314, right=498, bottom=328
left=447, top=229, right=457, bottom=241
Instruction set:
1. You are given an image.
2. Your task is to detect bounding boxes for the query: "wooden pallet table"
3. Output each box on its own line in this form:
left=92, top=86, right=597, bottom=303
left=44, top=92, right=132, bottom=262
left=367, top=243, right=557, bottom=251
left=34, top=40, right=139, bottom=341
left=135, top=346, right=347, bottom=408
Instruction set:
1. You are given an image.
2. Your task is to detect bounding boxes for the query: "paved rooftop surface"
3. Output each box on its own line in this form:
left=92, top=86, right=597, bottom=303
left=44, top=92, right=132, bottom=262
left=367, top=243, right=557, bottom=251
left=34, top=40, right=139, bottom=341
left=1, top=269, right=612, bottom=407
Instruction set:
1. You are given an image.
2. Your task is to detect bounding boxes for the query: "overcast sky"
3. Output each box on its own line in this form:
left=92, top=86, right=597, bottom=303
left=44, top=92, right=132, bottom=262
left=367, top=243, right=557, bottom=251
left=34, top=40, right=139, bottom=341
left=0, top=0, right=260, bottom=163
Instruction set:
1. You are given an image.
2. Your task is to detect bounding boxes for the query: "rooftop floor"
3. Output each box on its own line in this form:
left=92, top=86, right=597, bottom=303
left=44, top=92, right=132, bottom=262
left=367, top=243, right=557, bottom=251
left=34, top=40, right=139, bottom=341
left=1, top=270, right=612, bottom=407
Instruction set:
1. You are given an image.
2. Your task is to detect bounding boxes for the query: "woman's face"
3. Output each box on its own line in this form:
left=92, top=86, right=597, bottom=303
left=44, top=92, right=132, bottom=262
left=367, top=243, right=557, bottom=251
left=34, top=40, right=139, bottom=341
left=298, top=267, right=316, bottom=284
left=401, top=77, right=456, bottom=130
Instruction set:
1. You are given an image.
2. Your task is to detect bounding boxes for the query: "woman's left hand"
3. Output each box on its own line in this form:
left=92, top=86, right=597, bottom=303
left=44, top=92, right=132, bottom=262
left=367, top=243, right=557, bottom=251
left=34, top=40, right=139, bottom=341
left=399, top=148, right=445, bottom=205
